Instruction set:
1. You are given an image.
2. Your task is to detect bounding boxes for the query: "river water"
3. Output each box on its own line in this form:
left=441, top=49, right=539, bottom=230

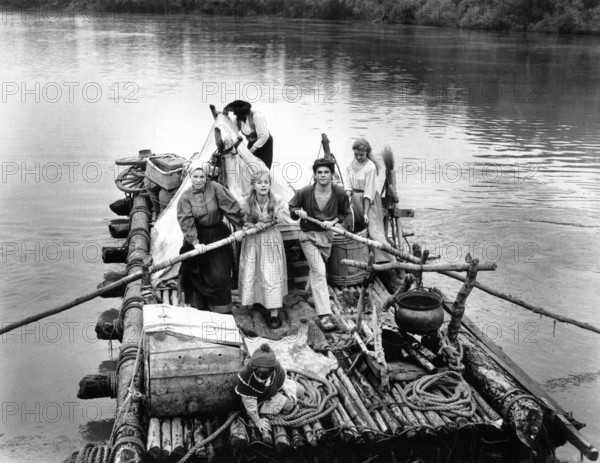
left=0, top=13, right=599, bottom=463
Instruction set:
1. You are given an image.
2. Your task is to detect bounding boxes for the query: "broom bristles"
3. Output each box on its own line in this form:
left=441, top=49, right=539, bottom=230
left=380, top=146, right=395, bottom=171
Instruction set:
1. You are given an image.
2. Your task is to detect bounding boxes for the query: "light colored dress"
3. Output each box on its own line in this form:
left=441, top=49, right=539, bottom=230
left=239, top=194, right=289, bottom=308
left=346, top=159, right=391, bottom=263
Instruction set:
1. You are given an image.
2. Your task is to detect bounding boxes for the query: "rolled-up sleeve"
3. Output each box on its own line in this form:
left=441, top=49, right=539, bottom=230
left=252, top=111, right=270, bottom=149
left=177, top=193, right=199, bottom=246
left=274, top=196, right=290, bottom=223
left=337, top=188, right=350, bottom=224
left=345, top=163, right=354, bottom=192
left=363, top=163, right=378, bottom=202
left=288, top=189, right=303, bottom=220
left=214, top=183, right=244, bottom=228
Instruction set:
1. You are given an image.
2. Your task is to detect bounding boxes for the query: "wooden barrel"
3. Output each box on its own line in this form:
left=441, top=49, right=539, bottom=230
left=279, top=222, right=309, bottom=289
left=327, top=228, right=369, bottom=286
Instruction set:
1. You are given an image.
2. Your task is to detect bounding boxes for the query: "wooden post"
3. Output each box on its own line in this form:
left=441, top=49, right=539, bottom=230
left=146, top=418, right=161, bottom=460
left=95, top=308, right=122, bottom=341
left=355, top=253, right=374, bottom=334
left=192, top=418, right=208, bottom=460
left=171, top=418, right=184, bottom=456
left=448, top=257, right=479, bottom=343
left=229, top=416, right=249, bottom=454
left=77, top=373, right=116, bottom=399
left=102, top=246, right=128, bottom=264
left=183, top=420, right=194, bottom=453
left=109, top=220, right=130, bottom=239
left=273, top=425, right=291, bottom=453
left=160, top=419, right=172, bottom=460
left=110, top=197, right=133, bottom=216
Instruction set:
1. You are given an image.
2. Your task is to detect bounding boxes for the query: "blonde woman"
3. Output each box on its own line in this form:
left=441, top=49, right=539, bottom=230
left=345, top=138, right=391, bottom=263
left=238, top=170, right=289, bottom=329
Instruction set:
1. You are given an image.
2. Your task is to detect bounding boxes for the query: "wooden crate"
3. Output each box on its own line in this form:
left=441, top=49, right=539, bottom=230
left=144, top=305, right=244, bottom=417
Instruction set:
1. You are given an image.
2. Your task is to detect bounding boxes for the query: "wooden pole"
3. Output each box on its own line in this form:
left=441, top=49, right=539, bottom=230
left=355, top=253, right=374, bottom=334
left=0, top=224, right=270, bottom=336
left=341, top=259, right=497, bottom=272
left=447, top=258, right=479, bottom=343
left=303, top=215, right=600, bottom=336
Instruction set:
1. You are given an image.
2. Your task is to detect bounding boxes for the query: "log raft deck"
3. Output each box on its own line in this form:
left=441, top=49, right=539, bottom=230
left=65, top=192, right=598, bottom=463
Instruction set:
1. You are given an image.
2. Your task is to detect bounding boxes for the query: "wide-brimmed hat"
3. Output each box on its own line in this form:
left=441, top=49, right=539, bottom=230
left=225, top=100, right=252, bottom=115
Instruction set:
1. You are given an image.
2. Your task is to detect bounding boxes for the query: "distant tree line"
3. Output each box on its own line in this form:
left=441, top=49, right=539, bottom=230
left=8, top=0, right=600, bottom=33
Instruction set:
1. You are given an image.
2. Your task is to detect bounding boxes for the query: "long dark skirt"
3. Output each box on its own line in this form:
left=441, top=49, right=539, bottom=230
left=179, top=222, right=233, bottom=307
left=248, top=134, right=273, bottom=170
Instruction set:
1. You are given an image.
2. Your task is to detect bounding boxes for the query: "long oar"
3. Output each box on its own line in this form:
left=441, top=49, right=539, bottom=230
left=0, top=225, right=270, bottom=337
left=303, top=216, right=600, bottom=336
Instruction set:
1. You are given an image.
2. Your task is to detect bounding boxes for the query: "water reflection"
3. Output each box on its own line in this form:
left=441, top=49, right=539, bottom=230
left=1, top=14, right=599, bottom=462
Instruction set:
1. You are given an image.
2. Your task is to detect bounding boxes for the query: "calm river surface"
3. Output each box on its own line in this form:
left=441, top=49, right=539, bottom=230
left=1, top=13, right=599, bottom=463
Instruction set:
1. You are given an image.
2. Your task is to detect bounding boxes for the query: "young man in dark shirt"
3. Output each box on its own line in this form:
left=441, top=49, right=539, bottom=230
left=288, top=158, right=350, bottom=331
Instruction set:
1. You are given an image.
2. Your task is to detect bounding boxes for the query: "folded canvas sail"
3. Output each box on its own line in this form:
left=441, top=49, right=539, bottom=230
left=150, top=113, right=294, bottom=285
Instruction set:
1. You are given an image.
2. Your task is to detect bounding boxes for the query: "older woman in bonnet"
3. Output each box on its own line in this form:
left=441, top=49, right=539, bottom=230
left=177, top=161, right=244, bottom=313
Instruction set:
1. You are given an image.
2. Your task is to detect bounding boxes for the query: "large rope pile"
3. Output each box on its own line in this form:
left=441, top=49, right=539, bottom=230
left=392, top=326, right=477, bottom=419
left=398, top=371, right=477, bottom=419
left=176, top=368, right=338, bottom=463
left=264, top=368, right=339, bottom=427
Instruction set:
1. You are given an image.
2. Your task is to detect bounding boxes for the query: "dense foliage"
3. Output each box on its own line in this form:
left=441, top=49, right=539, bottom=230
left=8, top=0, right=600, bottom=33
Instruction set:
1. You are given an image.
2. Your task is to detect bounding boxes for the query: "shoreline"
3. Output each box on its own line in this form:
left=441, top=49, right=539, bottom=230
left=2, top=0, right=600, bottom=35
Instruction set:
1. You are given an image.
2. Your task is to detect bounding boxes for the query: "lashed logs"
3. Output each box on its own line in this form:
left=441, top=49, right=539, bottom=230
left=102, top=246, right=128, bottom=264
left=192, top=419, right=208, bottom=460
left=274, top=425, right=292, bottom=453
left=160, top=419, right=172, bottom=459
left=110, top=197, right=133, bottom=216
left=459, top=332, right=543, bottom=447
left=327, top=372, right=374, bottom=443
left=171, top=418, right=185, bottom=456
left=353, top=369, right=399, bottom=434
left=204, top=418, right=216, bottom=461
left=95, top=308, right=122, bottom=341
left=229, top=415, right=249, bottom=454
left=109, top=220, right=130, bottom=239
left=302, top=424, right=316, bottom=447
left=77, top=372, right=116, bottom=399
left=111, top=195, right=150, bottom=463
left=183, top=420, right=194, bottom=455
left=290, top=427, right=305, bottom=449
left=146, top=418, right=161, bottom=460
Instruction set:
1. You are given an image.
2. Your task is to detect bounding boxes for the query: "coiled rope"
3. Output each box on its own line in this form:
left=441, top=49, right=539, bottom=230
left=176, top=368, right=338, bottom=463
left=74, top=443, right=111, bottom=463
left=398, top=371, right=477, bottom=419
left=264, top=368, right=338, bottom=427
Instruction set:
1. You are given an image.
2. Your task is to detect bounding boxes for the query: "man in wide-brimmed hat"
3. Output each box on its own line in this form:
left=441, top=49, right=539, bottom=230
left=224, top=99, right=274, bottom=169
left=288, top=158, right=350, bottom=332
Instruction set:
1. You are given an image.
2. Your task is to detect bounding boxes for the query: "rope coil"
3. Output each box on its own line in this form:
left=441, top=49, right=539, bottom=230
left=398, top=371, right=477, bottom=419
left=74, top=444, right=111, bottom=463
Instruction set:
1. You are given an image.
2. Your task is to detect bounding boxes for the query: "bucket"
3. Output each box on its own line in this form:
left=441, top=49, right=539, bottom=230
left=381, top=329, right=407, bottom=362
left=327, top=228, right=369, bottom=286
left=394, top=289, right=444, bottom=334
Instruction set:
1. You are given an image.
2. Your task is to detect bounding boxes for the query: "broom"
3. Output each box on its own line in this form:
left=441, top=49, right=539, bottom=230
left=379, top=146, right=402, bottom=249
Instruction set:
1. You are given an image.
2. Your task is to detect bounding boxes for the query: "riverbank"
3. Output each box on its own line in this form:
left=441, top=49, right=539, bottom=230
left=3, top=0, right=600, bottom=34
